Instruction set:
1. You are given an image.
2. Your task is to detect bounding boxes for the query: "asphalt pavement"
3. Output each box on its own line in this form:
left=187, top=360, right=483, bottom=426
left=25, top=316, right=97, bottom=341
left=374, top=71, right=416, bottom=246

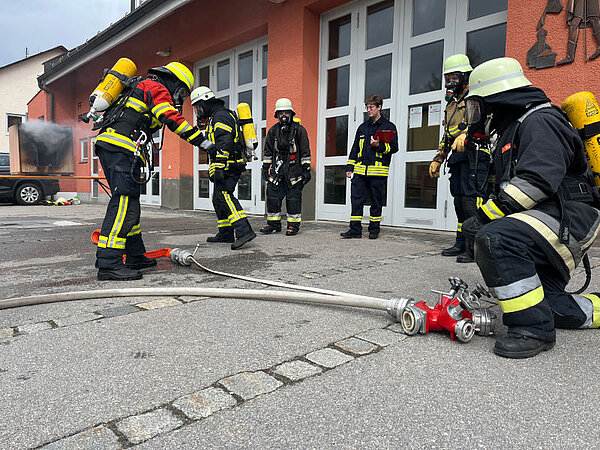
left=1, top=202, right=599, bottom=449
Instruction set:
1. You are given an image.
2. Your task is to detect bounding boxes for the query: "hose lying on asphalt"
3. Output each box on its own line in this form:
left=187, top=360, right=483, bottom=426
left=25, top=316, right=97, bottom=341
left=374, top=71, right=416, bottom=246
left=186, top=256, right=382, bottom=302
left=0, top=287, right=390, bottom=311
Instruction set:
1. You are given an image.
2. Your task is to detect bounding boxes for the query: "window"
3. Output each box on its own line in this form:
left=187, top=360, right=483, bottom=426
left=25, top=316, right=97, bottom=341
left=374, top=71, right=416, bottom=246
left=328, top=14, right=351, bottom=60
left=413, top=0, right=446, bottom=36
left=405, top=162, right=438, bottom=209
left=6, top=114, right=25, bottom=135
left=467, top=23, right=507, bottom=68
left=80, top=138, right=88, bottom=162
left=367, top=0, right=394, bottom=49
left=324, top=166, right=347, bottom=205
left=327, top=65, right=350, bottom=108
left=410, top=40, right=444, bottom=95
left=325, top=116, right=349, bottom=157
left=468, top=0, right=508, bottom=20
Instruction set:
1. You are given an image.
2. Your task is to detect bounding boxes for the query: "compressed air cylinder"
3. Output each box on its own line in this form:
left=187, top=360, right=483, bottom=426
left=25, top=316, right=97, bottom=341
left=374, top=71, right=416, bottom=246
left=88, top=58, right=137, bottom=113
left=561, top=91, right=600, bottom=187
left=236, top=102, right=259, bottom=150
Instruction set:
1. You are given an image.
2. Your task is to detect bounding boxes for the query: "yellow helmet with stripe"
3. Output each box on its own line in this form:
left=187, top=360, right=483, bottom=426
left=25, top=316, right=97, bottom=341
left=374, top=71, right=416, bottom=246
left=148, top=62, right=194, bottom=91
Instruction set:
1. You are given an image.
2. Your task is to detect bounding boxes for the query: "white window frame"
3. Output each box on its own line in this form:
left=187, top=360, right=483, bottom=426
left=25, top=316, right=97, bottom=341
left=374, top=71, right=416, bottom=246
left=80, top=137, right=89, bottom=162
left=6, top=113, right=26, bottom=136
left=317, top=0, right=507, bottom=231
left=192, top=36, right=268, bottom=215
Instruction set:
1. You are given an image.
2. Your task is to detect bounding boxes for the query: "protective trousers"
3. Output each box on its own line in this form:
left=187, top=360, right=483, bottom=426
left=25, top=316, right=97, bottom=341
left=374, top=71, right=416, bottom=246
left=449, top=160, right=486, bottom=247
left=95, top=147, right=146, bottom=269
left=475, top=218, right=600, bottom=341
left=349, top=174, right=385, bottom=235
left=212, top=171, right=252, bottom=238
left=266, top=181, right=302, bottom=231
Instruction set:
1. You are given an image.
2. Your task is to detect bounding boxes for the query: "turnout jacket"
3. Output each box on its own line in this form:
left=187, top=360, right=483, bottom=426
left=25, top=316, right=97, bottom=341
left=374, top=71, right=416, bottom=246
left=96, top=79, right=201, bottom=158
left=263, top=121, right=311, bottom=185
left=433, top=90, right=469, bottom=166
left=206, top=106, right=245, bottom=177
left=346, top=116, right=398, bottom=177
left=477, top=95, right=600, bottom=281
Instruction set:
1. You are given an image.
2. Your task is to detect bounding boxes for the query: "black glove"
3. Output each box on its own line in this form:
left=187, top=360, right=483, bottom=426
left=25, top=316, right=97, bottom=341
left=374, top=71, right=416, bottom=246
left=213, top=168, right=225, bottom=184
left=261, top=163, right=270, bottom=181
left=302, top=166, right=311, bottom=186
left=462, top=216, right=483, bottom=242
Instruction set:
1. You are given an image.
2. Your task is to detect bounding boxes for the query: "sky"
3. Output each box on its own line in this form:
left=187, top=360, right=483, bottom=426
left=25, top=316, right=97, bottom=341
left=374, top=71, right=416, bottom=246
left=0, top=0, right=132, bottom=67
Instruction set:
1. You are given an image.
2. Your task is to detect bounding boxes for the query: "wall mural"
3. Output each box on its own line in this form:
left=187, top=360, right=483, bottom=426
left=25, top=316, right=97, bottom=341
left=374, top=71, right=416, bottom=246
left=527, top=0, right=600, bottom=69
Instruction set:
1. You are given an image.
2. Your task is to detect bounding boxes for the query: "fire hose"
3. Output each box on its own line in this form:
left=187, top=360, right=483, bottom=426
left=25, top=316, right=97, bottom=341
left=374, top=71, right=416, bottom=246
left=0, top=234, right=498, bottom=343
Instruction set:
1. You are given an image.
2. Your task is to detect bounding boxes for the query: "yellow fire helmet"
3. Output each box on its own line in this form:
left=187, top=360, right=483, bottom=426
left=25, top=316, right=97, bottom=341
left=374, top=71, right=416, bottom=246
left=443, top=54, right=473, bottom=75
left=467, top=57, right=531, bottom=98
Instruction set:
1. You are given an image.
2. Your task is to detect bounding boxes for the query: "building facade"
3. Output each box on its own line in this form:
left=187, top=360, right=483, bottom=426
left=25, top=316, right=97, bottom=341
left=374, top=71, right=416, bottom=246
left=0, top=47, right=66, bottom=153
left=30, top=0, right=600, bottom=231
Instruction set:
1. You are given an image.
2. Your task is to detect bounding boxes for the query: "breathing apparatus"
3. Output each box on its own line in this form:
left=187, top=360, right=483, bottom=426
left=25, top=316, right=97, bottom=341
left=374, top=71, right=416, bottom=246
left=443, top=54, right=472, bottom=102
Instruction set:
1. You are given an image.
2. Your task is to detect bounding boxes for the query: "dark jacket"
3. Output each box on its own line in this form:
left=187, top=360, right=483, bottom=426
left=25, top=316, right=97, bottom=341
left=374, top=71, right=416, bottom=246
left=346, top=116, right=398, bottom=177
left=477, top=87, right=600, bottom=281
left=263, top=121, right=311, bottom=186
left=206, top=105, right=245, bottom=177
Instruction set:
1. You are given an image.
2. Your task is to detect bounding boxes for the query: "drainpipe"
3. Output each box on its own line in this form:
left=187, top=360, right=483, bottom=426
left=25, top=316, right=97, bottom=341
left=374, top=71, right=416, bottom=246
left=39, top=85, right=54, bottom=123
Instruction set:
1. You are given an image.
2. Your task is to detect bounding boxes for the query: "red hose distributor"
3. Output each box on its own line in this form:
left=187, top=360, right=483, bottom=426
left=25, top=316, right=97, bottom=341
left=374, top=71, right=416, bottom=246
left=387, top=277, right=495, bottom=342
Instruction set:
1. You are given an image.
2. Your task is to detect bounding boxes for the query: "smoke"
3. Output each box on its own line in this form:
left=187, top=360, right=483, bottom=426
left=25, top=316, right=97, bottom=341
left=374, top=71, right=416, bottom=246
left=18, top=120, right=73, bottom=172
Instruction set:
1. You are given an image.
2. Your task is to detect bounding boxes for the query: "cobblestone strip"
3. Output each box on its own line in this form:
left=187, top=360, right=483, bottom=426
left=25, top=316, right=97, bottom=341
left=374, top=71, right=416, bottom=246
left=38, top=324, right=407, bottom=449
left=1, top=296, right=210, bottom=341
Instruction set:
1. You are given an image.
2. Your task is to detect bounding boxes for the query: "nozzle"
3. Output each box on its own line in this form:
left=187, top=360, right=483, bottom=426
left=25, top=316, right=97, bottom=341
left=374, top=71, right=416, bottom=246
left=169, top=248, right=193, bottom=266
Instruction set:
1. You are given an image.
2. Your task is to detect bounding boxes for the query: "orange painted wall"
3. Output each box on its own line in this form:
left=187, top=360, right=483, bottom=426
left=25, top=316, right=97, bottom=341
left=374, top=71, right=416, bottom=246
left=35, top=0, right=349, bottom=200
left=507, top=0, right=600, bottom=104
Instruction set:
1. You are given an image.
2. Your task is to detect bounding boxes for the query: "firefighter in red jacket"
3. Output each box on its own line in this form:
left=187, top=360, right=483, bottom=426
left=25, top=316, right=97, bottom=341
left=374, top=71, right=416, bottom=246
left=94, top=62, right=206, bottom=281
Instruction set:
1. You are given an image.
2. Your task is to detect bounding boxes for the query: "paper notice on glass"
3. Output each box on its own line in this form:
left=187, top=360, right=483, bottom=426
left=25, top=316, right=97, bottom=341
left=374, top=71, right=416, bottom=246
left=409, top=106, right=422, bottom=129
left=428, top=103, right=441, bottom=126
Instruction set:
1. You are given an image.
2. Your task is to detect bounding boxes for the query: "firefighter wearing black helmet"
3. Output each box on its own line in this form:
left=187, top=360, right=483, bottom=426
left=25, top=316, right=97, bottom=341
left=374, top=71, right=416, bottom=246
left=95, top=62, right=206, bottom=281
left=462, top=57, right=600, bottom=359
left=260, top=98, right=312, bottom=236
left=190, top=86, right=256, bottom=250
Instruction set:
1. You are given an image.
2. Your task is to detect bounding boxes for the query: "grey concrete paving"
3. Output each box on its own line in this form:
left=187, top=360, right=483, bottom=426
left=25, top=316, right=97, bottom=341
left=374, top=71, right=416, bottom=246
left=0, top=203, right=599, bottom=448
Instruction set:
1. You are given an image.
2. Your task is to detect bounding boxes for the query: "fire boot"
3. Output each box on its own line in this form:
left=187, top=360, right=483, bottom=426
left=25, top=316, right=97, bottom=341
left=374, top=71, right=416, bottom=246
left=207, top=228, right=235, bottom=243
left=260, top=224, right=281, bottom=234
left=231, top=228, right=257, bottom=250
left=286, top=226, right=299, bottom=236
left=97, top=265, right=142, bottom=281
left=493, top=331, right=555, bottom=359
left=125, top=254, right=158, bottom=270
left=442, top=233, right=464, bottom=256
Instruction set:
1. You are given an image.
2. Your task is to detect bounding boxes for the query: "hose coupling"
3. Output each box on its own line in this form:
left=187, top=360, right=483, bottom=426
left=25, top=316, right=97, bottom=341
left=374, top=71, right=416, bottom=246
left=386, top=297, right=415, bottom=321
left=169, top=248, right=193, bottom=266
left=454, top=319, right=476, bottom=342
left=471, top=308, right=496, bottom=336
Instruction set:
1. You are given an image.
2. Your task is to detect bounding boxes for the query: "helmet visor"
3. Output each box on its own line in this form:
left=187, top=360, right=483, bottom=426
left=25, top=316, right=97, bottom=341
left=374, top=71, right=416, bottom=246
left=465, top=98, right=484, bottom=127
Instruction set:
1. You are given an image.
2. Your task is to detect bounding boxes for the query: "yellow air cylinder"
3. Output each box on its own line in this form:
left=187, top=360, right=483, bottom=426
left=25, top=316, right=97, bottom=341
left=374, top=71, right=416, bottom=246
left=561, top=91, right=600, bottom=187
left=236, top=102, right=258, bottom=150
left=89, top=57, right=137, bottom=113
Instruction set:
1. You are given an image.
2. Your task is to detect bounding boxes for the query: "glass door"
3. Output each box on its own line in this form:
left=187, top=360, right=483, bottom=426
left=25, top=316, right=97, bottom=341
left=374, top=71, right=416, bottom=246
left=193, top=37, right=268, bottom=215
left=139, top=129, right=162, bottom=206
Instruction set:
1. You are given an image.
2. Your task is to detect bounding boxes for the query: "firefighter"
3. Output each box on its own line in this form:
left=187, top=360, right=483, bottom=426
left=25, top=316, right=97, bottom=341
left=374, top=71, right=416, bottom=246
left=340, top=94, right=398, bottom=239
left=462, top=57, right=600, bottom=358
left=429, top=54, right=489, bottom=263
left=95, top=62, right=206, bottom=281
left=191, top=86, right=256, bottom=250
left=260, top=98, right=312, bottom=236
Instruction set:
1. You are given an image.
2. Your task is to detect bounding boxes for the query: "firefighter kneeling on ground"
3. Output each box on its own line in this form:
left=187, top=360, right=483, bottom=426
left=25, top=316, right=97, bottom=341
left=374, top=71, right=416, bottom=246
left=191, top=86, right=256, bottom=250
left=429, top=54, right=490, bottom=263
left=95, top=62, right=207, bottom=281
left=462, top=57, right=600, bottom=359
left=260, top=98, right=312, bottom=236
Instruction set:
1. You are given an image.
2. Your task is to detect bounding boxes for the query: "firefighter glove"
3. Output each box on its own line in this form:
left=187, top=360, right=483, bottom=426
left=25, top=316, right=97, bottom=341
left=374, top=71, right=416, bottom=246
left=462, top=216, right=483, bottom=241
left=451, top=133, right=467, bottom=152
left=199, top=140, right=217, bottom=158
left=213, top=168, right=225, bottom=184
left=302, top=166, right=312, bottom=186
left=429, top=161, right=442, bottom=178
left=261, top=163, right=270, bottom=181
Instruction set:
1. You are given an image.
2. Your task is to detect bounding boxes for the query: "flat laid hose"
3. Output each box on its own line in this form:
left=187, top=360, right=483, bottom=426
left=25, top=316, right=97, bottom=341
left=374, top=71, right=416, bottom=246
left=0, top=288, right=390, bottom=311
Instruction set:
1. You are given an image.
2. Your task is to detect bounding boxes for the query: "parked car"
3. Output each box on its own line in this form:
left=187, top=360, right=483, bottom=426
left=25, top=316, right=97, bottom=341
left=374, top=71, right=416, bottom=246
left=0, top=153, right=60, bottom=205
